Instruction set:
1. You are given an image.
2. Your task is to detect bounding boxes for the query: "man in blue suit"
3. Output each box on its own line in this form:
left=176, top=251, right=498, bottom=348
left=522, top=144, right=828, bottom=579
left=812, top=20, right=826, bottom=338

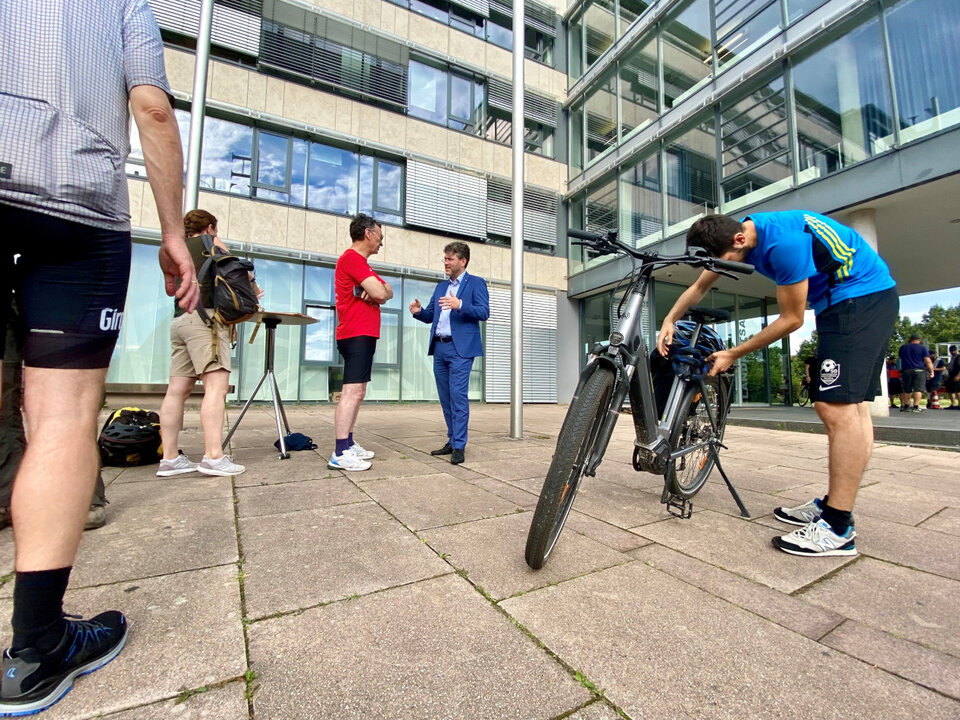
left=409, top=242, right=490, bottom=464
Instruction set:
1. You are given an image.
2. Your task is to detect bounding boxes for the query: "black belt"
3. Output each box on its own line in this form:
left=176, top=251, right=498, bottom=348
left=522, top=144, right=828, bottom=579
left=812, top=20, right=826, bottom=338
left=434, top=336, right=453, bottom=343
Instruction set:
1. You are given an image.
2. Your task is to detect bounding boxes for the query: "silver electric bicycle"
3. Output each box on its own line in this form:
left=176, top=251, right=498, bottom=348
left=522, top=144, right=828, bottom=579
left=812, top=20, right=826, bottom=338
left=525, top=228, right=755, bottom=569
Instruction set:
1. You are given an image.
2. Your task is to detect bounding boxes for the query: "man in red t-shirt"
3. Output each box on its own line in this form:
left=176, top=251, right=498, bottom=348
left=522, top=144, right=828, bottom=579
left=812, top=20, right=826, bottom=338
left=329, top=214, right=393, bottom=471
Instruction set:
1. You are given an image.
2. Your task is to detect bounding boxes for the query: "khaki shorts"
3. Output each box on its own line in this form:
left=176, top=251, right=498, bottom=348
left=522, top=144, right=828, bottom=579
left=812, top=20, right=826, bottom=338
left=169, top=311, right=232, bottom=377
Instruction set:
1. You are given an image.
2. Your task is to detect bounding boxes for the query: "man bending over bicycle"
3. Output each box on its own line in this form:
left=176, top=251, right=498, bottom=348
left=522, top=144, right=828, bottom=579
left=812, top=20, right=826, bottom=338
left=657, top=212, right=897, bottom=557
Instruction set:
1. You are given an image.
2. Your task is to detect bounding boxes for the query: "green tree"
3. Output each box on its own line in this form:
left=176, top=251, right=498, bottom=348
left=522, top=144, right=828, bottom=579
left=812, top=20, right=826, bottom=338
left=916, top=303, right=960, bottom=346
left=888, top=315, right=916, bottom=357
left=790, top=333, right=818, bottom=400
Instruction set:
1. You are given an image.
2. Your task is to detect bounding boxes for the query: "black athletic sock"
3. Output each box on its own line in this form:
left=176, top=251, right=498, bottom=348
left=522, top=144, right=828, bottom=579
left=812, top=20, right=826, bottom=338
left=11, top=567, right=71, bottom=652
left=819, top=503, right=853, bottom=536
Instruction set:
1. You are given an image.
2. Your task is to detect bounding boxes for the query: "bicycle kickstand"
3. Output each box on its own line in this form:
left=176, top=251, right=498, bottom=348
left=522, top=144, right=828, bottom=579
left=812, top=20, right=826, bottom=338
left=709, top=442, right=750, bottom=518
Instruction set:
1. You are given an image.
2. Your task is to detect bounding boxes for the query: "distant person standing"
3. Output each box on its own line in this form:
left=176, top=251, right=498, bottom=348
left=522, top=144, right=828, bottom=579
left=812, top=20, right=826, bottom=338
left=803, top=353, right=819, bottom=403
left=926, top=350, right=947, bottom=409
left=898, top=335, right=934, bottom=412
left=329, top=214, right=393, bottom=471
left=885, top=357, right=901, bottom=408
left=0, top=0, right=199, bottom=713
left=408, top=242, right=490, bottom=465
left=945, top=345, right=960, bottom=409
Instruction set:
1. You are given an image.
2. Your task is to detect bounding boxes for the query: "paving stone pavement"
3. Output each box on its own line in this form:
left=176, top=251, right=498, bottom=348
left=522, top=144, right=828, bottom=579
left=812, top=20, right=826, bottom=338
left=0, top=403, right=957, bottom=718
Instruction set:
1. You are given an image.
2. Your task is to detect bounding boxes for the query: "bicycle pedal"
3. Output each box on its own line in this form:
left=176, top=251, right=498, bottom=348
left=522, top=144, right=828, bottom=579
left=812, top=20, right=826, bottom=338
left=665, top=494, right=693, bottom=519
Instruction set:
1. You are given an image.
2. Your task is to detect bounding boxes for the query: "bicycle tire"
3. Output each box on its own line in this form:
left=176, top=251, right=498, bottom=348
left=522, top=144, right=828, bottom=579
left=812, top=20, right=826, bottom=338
left=665, top=375, right=727, bottom=499
left=798, top=384, right=810, bottom=407
left=525, top=366, right=615, bottom=569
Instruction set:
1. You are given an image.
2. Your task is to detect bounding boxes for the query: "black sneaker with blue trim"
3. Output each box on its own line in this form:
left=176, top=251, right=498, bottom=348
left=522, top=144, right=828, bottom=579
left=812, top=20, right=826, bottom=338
left=0, top=611, right=127, bottom=716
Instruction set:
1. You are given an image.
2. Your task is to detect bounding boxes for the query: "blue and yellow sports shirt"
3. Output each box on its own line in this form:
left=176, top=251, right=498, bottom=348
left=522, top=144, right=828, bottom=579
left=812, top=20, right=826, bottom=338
left=742, top=211, right=895, bottom=315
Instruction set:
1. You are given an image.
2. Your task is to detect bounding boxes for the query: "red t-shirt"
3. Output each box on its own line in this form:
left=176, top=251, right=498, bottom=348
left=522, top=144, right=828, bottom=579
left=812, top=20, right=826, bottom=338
left=335, top=248, right=385, bottom=340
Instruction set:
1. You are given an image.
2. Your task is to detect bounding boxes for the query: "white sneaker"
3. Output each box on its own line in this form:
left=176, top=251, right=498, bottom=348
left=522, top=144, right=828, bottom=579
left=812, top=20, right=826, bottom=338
left=198, top=455, right=246, bottom=476
left=328, top=448, right=372, bottom=471
left=772, top=518, right=857, bottom=557
left=349, top=443, right=375, bottom=460
left=774, top=497, right=823, bottom=526
left=157, top=453, right=200, bottom=477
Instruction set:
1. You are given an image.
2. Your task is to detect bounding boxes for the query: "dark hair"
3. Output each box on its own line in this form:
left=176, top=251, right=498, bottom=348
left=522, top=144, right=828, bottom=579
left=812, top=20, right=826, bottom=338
left=349, top=213, right=380, bottom=241
left=909, top=334, right=922, bottom=342
left=444, top=241, right=471, bottom=267
left=184, top=209, right=217, bottom=237
left=950, top=345, right=958, bottom=353
left=685, top=215, right=743, bottom=257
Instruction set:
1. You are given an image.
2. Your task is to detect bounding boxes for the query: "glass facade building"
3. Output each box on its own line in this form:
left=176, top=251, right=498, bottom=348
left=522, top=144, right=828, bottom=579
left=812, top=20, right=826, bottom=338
left=565, top=0, right=960, bottom=405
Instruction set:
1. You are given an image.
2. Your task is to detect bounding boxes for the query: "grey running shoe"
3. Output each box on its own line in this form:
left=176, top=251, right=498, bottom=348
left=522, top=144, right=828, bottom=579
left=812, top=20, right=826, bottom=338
left=772, top=519, right=856, bottom=557
left=198, top=455, right=246, bottom=476
left=156, top=453, right=200, bottom=477
left=328, top=449, right=371, bottom=471
left=84, top=506, right=106, bottom=531
left=773, top=497, right=823, bottom=526
left=349, top=443, right=375, bottom=460
left=0, top=611, right=127, bottom=716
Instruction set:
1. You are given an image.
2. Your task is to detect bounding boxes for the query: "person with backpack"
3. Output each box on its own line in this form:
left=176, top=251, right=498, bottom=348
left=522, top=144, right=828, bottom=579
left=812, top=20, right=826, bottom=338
left=157, top=210, right=246, bottom=477
left=657, top=212, right=897, bottom=558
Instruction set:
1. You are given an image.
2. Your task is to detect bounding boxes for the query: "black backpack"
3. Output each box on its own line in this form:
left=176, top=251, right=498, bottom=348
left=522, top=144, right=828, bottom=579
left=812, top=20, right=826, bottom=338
left=98, top=407, right=163, bottom=466
left=196, top=234, right=261, bottom=328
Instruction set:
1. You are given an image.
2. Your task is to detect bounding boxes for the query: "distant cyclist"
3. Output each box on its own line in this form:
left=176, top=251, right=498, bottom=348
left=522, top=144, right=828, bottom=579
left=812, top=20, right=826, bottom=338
left=657, top=211, right=897, bottom=558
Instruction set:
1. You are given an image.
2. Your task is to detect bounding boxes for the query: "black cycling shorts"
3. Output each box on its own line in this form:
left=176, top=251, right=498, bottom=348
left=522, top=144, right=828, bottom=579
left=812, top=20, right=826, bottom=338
left=337, top=335, right=377, bottom=385
left=0, top=205, right=131, bottom=369
left=815, top=287, right=898, bottom=404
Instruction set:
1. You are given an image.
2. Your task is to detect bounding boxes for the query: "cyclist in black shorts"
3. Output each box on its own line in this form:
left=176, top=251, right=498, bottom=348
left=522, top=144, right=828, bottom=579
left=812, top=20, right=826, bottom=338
left=658, top=211, right=897, bottom=558
left=0, top=1, right=198, bottom=714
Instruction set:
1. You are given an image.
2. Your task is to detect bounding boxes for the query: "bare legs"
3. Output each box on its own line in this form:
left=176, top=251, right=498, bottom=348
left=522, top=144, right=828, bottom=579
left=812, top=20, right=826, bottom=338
left=159, top=369, right=230, bottom=461
left=814, top=401, right=872, bottom=511
left=334, top=382, right=366, bottom=440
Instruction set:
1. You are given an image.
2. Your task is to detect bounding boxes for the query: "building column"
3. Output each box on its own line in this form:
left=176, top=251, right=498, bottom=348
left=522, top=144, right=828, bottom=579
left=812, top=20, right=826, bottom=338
left=845, top=208, right=890, bottom=418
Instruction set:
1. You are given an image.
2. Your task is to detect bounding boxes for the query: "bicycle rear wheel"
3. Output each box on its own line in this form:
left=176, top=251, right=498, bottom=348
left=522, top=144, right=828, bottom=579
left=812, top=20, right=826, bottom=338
left=665, top=375, right=728, bottom=499
left=798, top=384, right=810, bottom=407
left=525, top=366, right=614, bottom=569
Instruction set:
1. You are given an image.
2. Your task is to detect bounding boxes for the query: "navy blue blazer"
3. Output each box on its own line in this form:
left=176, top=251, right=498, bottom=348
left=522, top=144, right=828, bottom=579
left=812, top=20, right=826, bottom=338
left=413, top=272, right=490, bottom=358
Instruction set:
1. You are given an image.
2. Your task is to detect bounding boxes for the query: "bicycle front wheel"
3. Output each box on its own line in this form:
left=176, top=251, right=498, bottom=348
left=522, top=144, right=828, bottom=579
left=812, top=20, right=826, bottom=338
left=798, top=384, right=810, bottom=407
left=525, top=366, right=614, bottom=569
left=666, top=375, right=728, bottom=499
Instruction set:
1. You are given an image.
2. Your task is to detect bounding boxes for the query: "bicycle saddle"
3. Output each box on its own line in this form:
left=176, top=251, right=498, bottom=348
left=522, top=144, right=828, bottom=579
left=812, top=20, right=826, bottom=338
left=686, top=306, right=730, bottom=323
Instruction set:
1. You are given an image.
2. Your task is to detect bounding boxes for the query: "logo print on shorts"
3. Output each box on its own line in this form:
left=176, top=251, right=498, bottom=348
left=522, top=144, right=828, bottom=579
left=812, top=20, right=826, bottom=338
left=820, top=358, right=840, bottom=387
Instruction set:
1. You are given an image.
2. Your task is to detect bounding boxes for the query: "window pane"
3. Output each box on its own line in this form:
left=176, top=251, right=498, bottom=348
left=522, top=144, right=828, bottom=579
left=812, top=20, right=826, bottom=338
left=569, top=102, right=584, bottom=178
left=715, top=0, right=781, bottom=69
left=449, top=73, right=473, bottom=128
left=200, top=117, right=253, bottom=195
left=359, top=155, right=373, bottom=215
left=619, top=151, right=662, bottom=249
left=569, top=12, right=584, bottom=81
left=583, top=0, right=615, bottom=69
left=290, top=139, right=308, bottom=207
left=585, top=70, right=617, bottom=162
left=408, top=60, right=448, bottom=124
left=239, top=258, right=303, bottom=401
left=106, top=243, right=176, bottom=383
left=663, top=0, right=712, bottom=109
left=410, top=0, right=447, bottom=22
left=374, top=313, right=399, bottom=364
left=375, top=160, right=403, bottom=214
left=793, top=16, right=893, bottom=183
left=257, top=131, right=288, bottom=188
left=402, top=278, right=441, bottom=401
left=786, top=0, right=828, bottom=24
left=720, top=76, right=792, bottom=212
left=619, top=34, right=658, bottom=138
left=307, top=142, right=358, bottom=215
left=665, top=116, right=717, bottom=231
left=304, top=264, right=335, bottom=302
left=304, top=305, right=336, bottom=362
left=886, top=0, right=960, bottom=143
left=486, top=13, right=512, bottom=49
left=619, top=0, right=650, bottom=37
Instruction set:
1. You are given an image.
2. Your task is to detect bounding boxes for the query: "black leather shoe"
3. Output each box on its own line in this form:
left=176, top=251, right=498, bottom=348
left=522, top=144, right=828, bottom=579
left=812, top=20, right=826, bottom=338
left=451, top=448, right=465, bottom=465
left=431, top=443, right=453, bottom=456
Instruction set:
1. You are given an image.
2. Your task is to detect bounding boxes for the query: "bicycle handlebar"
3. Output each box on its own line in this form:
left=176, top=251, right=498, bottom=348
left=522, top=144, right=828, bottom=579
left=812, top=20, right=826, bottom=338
left=567, top=228, right=754, bottom=276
